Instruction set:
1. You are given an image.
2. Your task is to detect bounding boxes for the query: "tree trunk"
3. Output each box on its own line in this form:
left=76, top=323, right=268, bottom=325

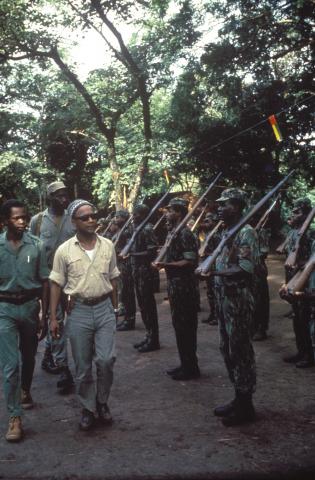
left=107, top=136, right=123, bottom=210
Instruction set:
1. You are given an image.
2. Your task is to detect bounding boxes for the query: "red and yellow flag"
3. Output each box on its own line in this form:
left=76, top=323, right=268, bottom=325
left=268, top=114, right=283, bottom=142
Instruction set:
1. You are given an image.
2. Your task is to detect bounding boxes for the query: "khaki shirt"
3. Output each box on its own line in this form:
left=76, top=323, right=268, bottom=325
left=49, top=235, right=120, bottom=298
left=0, top=231, right=49, bottom=292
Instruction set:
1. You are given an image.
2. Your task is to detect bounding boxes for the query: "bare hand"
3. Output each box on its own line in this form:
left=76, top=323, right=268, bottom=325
left=50, top=318, right=60, bottom=340
left=37, top=316, right=48, bottom=341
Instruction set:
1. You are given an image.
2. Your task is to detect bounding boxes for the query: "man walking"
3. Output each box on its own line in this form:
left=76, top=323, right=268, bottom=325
left=0, top=200, right=49, bottom=442
left=30, top=181, right=75, bottom=392
left=49, top=200, right=120, bottom=431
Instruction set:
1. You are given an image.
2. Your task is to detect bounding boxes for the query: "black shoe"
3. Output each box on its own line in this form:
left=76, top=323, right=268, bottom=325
left=57, top=367, right=75, bottom=390
left=221, top=393, right=256, bottom=427
left=41, top=354, right=63, bottom=375
left=252, top=331, right=267, bottom=341
left=296, top=358, right=314, bottom=368
left=171, top=368, right=200, bottom=381
left=79, top=409, right=95, bottom=431
left=133, top=338, right=148, bottom=349
left=116, top=319, right=135, bottom=331
left=96, top=402, right=113, bottom=425
left=166, top=366, right=182, bottom=376
left=137, top=341, right=160, bottom=353
left=214, top=399, right=236, bottom=417
left=283, top=353, right=303, bottom=364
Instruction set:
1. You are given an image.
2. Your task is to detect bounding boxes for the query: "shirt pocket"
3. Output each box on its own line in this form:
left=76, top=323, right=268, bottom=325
left=40, top=230, right=52, bottom=239
left=96, top=253, right=111, bottom=278
left=67, top=257, right=85, bottom=279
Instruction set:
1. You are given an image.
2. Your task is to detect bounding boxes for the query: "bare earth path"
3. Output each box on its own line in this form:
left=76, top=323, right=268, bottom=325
left=0, top=255, right=314, bottom=480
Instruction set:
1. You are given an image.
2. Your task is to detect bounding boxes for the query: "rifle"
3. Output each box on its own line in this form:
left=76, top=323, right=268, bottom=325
left=198, top=220, right=224, bottom=258
left=284, top=205, right=315, bottom=269
left=153, top=212, right=166, bottom=231
left=255, top=193, right=281, bottom=232
left=191, top=205, right=207, bottom=232
left=113, top=215, right=133, bottom=247
left=152, top=172, right=222, bottom=265
left=285, top=252, right=315, bottom=296
left=119, top=188, right=171, bottom=258
left=276, top=236, right=290, bottom=255
left=195, top=170, right=294, bottom=276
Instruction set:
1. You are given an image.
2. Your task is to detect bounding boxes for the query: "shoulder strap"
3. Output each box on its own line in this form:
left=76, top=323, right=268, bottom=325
left=35, top=213, right=44, bottom=237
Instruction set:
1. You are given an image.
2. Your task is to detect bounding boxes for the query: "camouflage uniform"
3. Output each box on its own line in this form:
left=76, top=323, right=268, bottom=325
left=283, top=198, right=313, bottom=362
left=253, top=227, right=271, bottom=338
left=114, top=220, right=136, bottom=327
left=202, top=216, right=221, bottom=324
left=214, top=189, right=259, bottom=395
left=165, top=225, right=199, bottom=374
left=306, top=241, right=315, bottom=361
left=130, top=223, right=159, bottom=345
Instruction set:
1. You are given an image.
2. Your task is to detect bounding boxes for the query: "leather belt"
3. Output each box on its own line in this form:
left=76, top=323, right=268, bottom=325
left=78, top=293, right=111, bottom=306
left=0, top=288, right=42, bottom=305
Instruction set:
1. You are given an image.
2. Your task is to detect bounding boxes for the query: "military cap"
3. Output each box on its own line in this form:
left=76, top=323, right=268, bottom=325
left=293, top=197, right=312, bottom=212
left=216, top=188, right=247, bottom=203
left=46, top=181, right=66, bottom=197
left=133, top=203, right=150, bottom=215
left=165, top=197, right=189, bottom=209
left=115, top=209, right=129, bottom=218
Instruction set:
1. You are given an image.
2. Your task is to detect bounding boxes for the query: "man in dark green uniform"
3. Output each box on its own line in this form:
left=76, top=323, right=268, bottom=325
left=210, top=189, right=259, bottom=426
left=198, top=212, right=221, bottom=325
left=114, top=211, right=136, bottom=332
left=0, top=200, right=49, bottom=442
left=154, top=198, right=200, bottom=380
left=127, top=204, right=160, bottom=353
left=30, top=181, right=75, bottom=392
left=282, top=198, right=314, bottom=367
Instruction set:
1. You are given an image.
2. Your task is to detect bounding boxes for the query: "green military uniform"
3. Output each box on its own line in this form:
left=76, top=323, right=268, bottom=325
left=113, top=215, right=136, bottom=329
left=165, top=222, right=199, bottom=375
left=0, top=231, right=49, bottom=417
left=214, top=189, right=259, bottom=396
left=253, top=227, right=271, bottom=338
left=130, top=222, right=159, bottom=346
left=283, top=199, right=313, bottom=363
left=202, top=215, right=221, bottom=324
left=306, top=240, right=315, bottom=361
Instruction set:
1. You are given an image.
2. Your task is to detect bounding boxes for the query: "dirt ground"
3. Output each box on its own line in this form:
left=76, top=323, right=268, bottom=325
left=0, top=254, right=315, bottom=480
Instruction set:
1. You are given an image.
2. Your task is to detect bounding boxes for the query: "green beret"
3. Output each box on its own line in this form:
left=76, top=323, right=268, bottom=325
left=165, top=197, right=189, bottom=209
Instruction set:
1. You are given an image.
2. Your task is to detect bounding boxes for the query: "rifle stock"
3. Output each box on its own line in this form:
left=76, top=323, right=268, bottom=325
left=284, top=205, right=315, bottom=269
left=119, top=189, right=171, bottom=258
left=276, top=237, right=289, bottom=254
left=198, top=220, right=224, bottom=257
left=286, top=252, right=315, bottom=295
left=113, top=215, right=133, bottom=247
left=255, top=193, right=281, bottom=232
left=196, top=170, right=295, bottom=276
left=152, top=172, right=222, bottom=265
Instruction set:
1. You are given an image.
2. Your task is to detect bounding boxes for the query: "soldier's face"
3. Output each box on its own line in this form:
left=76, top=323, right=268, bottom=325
left=166, top=207, right=180, bottom=227
left=115, top=215, right=127, bottom=227
left=290, top=208, right=304, bottom=227
left=51, top=188, right=69, bottom=210
left=217, top=200, right=237, bottom=223
left=6, top=207, right=28, bottom=235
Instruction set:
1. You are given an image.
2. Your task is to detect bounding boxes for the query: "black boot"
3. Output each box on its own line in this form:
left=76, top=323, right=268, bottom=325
left=116, top=317, right=136, bottom=331
left=222, top=392, right=256, bottom=427
left=137, top=339, right=160, bottom=353
left=57, top=367, right=75, bottom=392
left=133, top=337, right=148, bottom=349
left=214, top=398, right=236, bottom=417
left=41, top=347, right=63, bottom=374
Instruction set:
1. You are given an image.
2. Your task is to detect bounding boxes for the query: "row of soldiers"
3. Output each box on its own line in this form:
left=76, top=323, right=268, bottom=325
left=0, top=177, right=314, bottom=441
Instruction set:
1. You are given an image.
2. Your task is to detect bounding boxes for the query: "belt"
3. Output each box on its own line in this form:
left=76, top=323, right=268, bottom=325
left=0, top=288, right=42, bottom=305
left=77, top=293, right=111, bottom=306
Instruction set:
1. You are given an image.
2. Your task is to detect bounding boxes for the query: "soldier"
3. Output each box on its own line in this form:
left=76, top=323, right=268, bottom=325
left=252, top=225, right=271, bottom=341
left=209, top=189, right=259, bottom=426
left=127, top=204, right=160, bottom=353
left=154, top=198, right=200, bottom=380
left=282, top=198, right=314, bottom=368
left=49, top=200, right=120, bottom=431
left=198, top=212, right=221, bottom=326
left=29, top=181, right=75, bottom=392
left=114, top=211, right=136, bottom=332
left=0, top=200, right=49, bottom=442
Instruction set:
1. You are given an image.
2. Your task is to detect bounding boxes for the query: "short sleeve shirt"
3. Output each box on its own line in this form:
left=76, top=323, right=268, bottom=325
left=165, top=227, right=198, bottom=278
left=0, top=231, right=50, bottom=292
left=49, top=235, right=120, bottom=298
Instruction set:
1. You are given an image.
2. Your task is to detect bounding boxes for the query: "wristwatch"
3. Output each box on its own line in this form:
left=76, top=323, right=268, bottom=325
left=114, top=308, right=119, bottom=314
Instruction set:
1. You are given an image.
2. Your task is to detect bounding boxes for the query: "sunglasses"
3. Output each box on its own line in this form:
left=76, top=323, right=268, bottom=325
left=74, top=213, right=98, bottom=222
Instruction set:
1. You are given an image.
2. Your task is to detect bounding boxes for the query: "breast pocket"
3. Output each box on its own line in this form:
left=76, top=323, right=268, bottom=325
left=68, top=258, right=85, bottom=278
left=97, top=254, right=111, bottom=278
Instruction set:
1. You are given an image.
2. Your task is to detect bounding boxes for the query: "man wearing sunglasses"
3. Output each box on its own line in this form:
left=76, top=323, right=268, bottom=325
left=49, top=199, right=120, bottom=431
left=30, top=181, right=75, bottom=393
